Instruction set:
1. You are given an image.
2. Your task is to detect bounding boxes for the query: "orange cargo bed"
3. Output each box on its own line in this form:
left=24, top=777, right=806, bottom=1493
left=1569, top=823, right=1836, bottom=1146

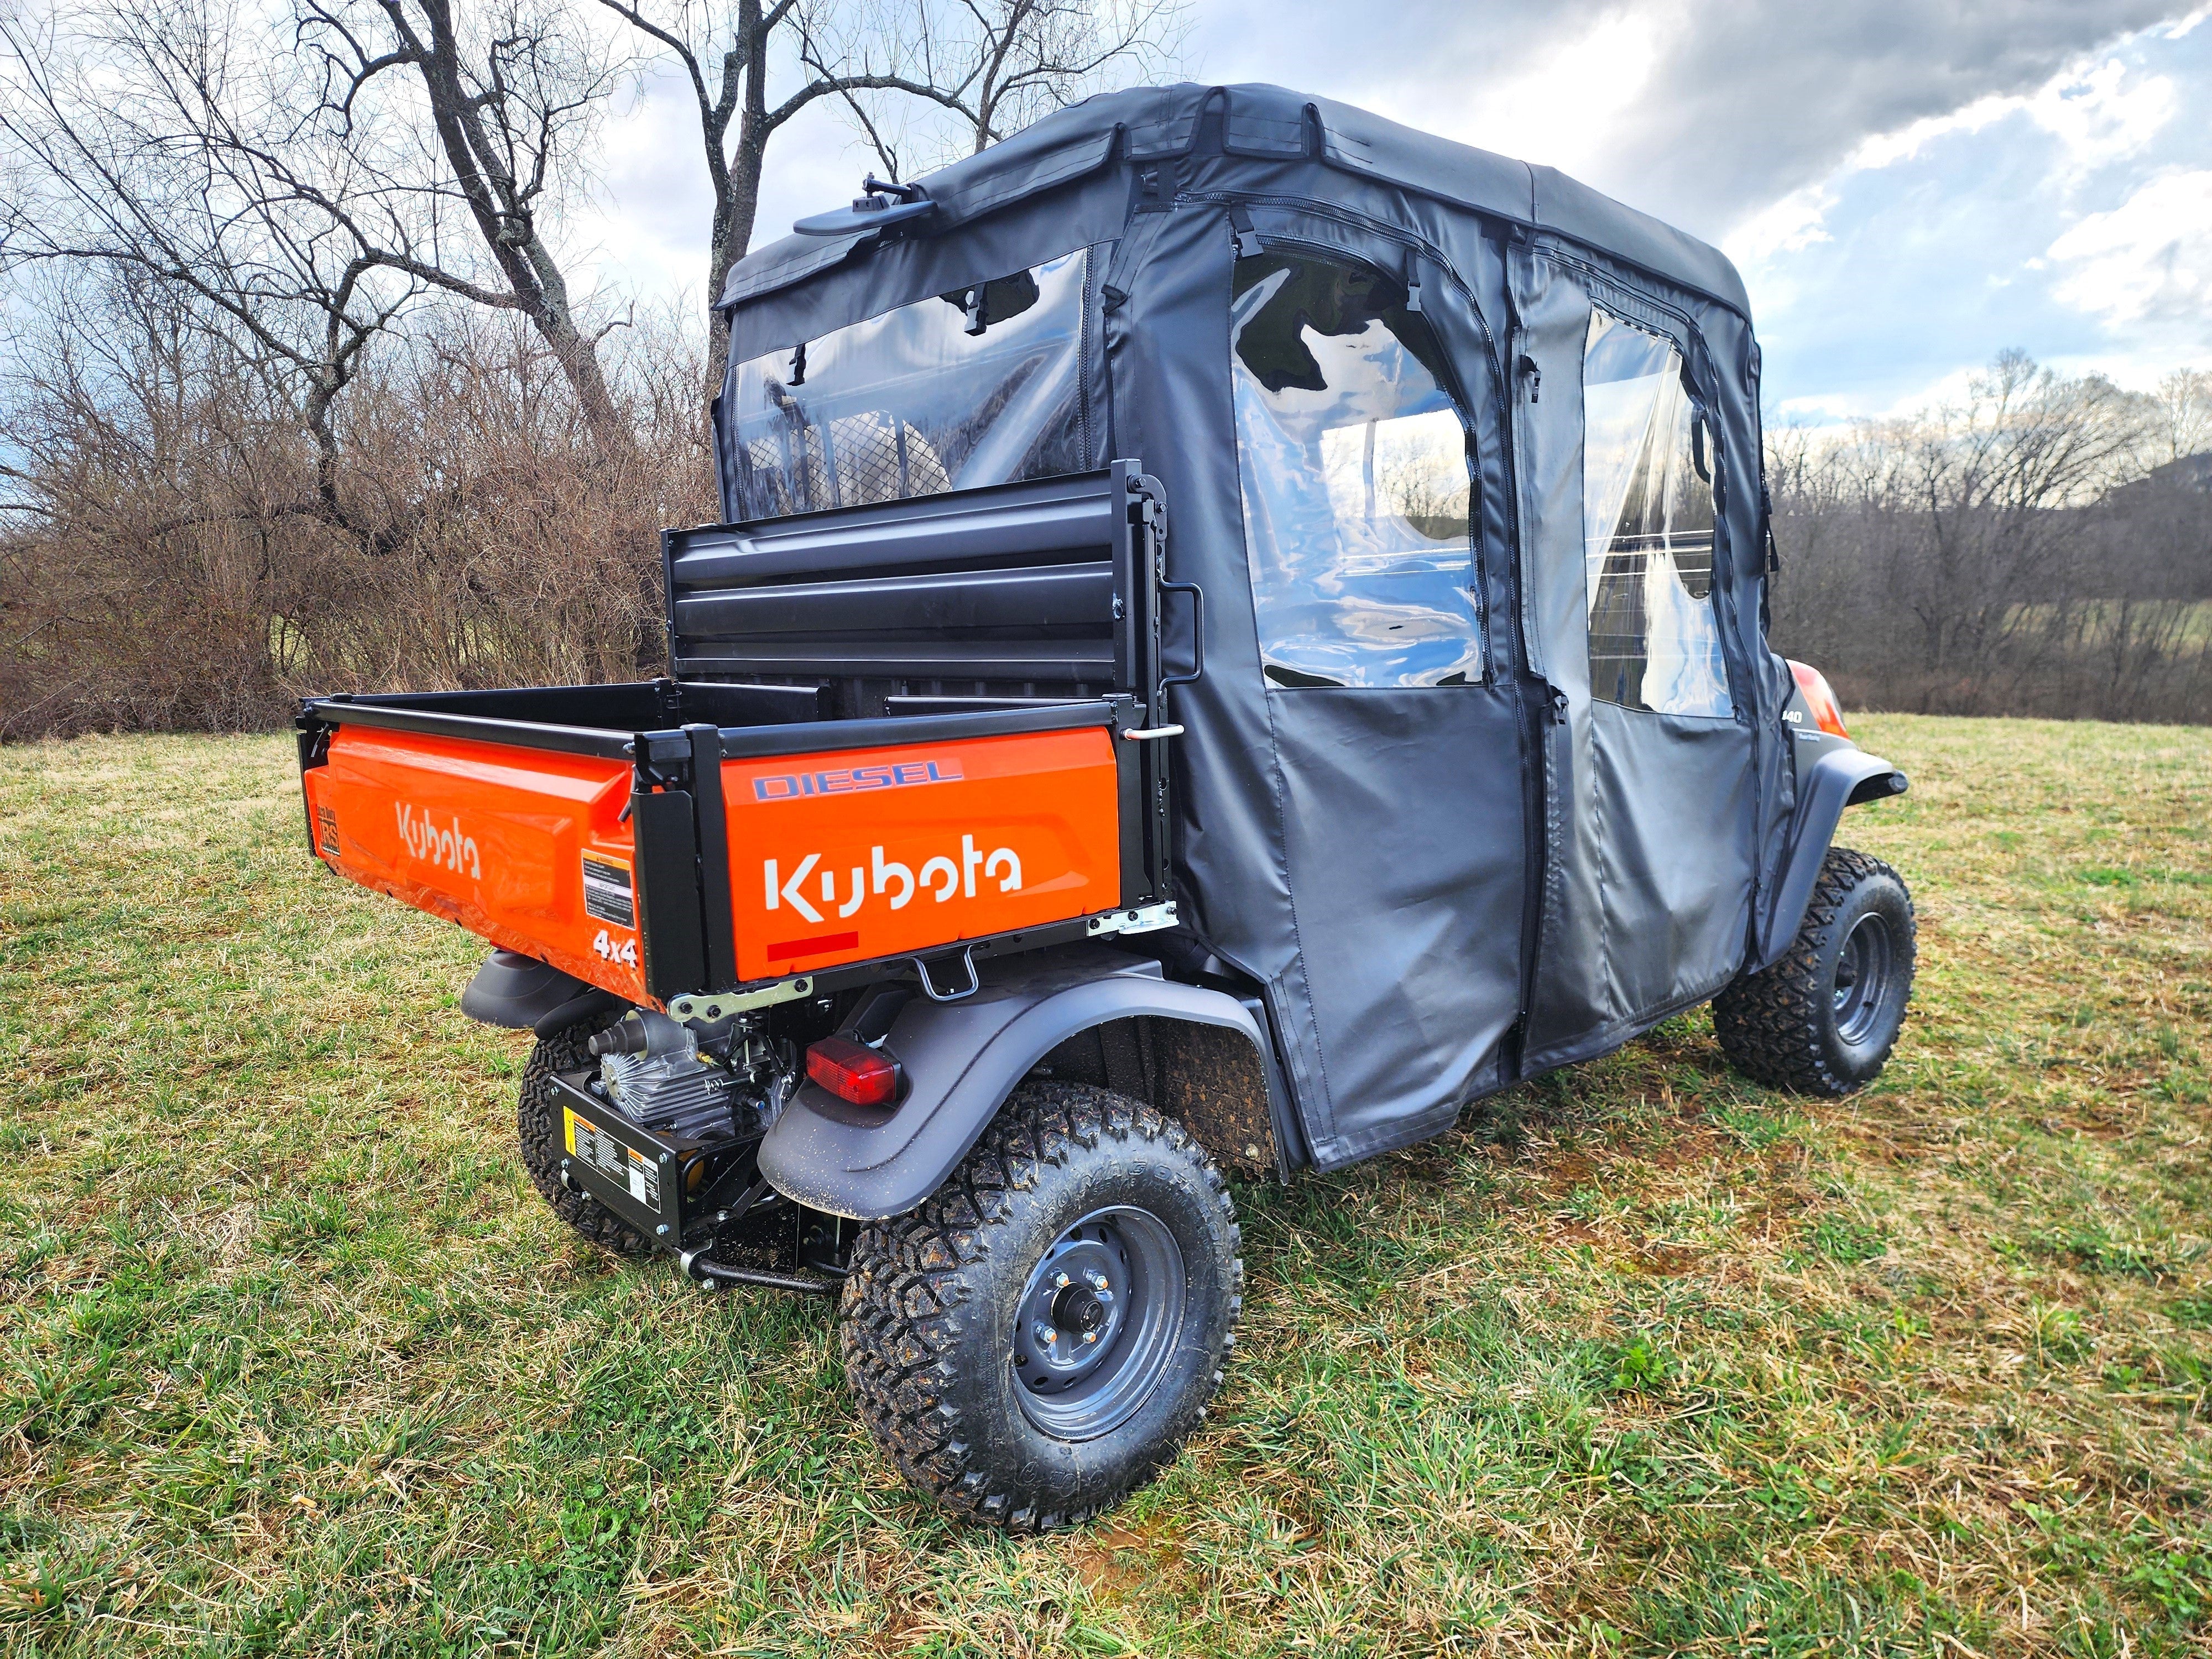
left=296, top=682, right=1157, bottom=1009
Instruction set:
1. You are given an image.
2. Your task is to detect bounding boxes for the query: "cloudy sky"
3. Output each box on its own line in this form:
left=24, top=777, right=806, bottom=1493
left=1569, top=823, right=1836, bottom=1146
left=581, top=1, right=2212, bottom=421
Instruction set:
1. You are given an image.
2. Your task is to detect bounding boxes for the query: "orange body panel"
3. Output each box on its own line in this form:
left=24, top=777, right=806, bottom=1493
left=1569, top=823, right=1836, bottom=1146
left=303, top=728, right=647, bottom=1003
left=302, top=719, right=1123, bottom=999
left=722, top=727, right=1121, bottom=982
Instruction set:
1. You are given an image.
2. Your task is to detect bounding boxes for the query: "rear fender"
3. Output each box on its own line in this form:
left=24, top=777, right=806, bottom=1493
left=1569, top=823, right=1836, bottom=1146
left=1754, top=748, right=1910, bottom=971
left=757, top=946, right=1286, bottom=1220
left=459, top=949, right=628, bottom=1036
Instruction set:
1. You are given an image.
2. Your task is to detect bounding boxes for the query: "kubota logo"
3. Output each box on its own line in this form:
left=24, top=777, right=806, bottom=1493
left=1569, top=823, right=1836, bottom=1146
left=764, top=836, right=1022, bottom=925
left=395, top=802, right=482, bottom=879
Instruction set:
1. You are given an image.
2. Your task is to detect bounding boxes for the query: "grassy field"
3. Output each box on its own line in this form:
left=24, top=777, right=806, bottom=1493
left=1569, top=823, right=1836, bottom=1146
left=1, top=714, right=2208, bottom=1656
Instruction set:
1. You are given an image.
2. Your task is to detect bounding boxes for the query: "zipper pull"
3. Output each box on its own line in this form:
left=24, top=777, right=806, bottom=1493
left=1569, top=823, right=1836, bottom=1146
left=1550, top=687, right=1570, bottom=724
left=1404, top=253, right=1423, bottom=314
left=1519, top=352, right=1541, bottom=404
left=1227, top=202, right=1263, bottom=259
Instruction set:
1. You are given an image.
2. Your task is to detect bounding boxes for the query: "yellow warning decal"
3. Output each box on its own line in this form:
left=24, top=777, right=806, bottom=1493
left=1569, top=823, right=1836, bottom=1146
left=561, top=1103, right=661, bottom=1213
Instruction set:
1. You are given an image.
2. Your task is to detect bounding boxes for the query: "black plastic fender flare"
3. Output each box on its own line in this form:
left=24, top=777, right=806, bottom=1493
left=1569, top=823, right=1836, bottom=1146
left=757, top=946, right=1285, bottom=1220
left=1752, top=748, right=1910, bottom=972
left=458, top=949, right=627, bottom=1036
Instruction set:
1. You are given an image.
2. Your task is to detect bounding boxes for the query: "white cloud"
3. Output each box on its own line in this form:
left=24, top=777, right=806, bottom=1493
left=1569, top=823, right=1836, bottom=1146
left=1845, top=92, right=2021, bottom=173
left=2049, top=168, right=2212, bottom=325
left=1731, top=49, right=2178, bottom=265
left=2023, top=56, right=2175, bottom=170
left=1724, top=182, right=1837, bottom=265
left=1375, top=7, right=1672, bottom=179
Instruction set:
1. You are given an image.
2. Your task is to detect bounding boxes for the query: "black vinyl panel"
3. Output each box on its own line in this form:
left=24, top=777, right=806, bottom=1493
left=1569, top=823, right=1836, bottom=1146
left=670, top=468, right=1119, bottom=587
left=666, top=466, right=1138, bottom=696
left=672, top=639, right=1116, bottom=682
left=675, top=562, right=1111, bottom=640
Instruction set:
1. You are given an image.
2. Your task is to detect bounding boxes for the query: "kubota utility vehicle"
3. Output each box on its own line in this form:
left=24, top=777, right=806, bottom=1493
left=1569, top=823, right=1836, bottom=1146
left=298, top=83, right=1915, bottom=1531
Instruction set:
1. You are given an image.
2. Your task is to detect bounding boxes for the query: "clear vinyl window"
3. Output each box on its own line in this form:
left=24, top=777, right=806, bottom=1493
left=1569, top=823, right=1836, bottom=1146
left=725, top=250, right=1087, bottom=520
left=1581, top=310, right=1733, bottom=717
left=1230, top=252, right=1481, bottom=689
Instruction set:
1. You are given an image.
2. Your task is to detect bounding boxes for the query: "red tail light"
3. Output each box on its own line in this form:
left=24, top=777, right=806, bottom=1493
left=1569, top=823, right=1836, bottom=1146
left=806, top=1036, right=902, bottom=1107
left=1787, top=660, right=1849, bottom=739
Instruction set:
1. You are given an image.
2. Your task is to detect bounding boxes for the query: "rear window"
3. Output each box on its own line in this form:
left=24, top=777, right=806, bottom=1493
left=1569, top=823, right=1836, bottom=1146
left=724, top=251, right=1088, bottom=521
left=1229, top=252, right=1482, bottom=690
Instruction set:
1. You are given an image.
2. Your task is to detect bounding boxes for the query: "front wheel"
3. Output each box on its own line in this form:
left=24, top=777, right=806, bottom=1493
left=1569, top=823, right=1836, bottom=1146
left=838, top=1083, right=1241, bottom=1532
left=1715, top=846, right=1916, bottom=1096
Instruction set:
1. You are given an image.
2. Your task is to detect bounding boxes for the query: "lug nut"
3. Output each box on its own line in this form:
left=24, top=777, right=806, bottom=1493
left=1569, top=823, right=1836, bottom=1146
left=1084, top=1270, right=1108, bottom=1291
left=1034, top=1322, right=1058, bottom=1346
left=1053, top=1271, right=1070, bottom=1289
left=1082, top=1330, right=1098, bottom=1343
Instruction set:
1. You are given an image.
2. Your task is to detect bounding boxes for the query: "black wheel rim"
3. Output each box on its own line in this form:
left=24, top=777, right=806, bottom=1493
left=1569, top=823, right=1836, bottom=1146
left=1833, top=911, right=1895, bottom=1046
left=1012, top=1205, right=1185, bottom=1441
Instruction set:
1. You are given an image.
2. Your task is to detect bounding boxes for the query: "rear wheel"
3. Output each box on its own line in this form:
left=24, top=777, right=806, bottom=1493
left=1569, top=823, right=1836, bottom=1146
left=839, top=1082, right=1241, bottom=1531
left=517, top=1021, right=652, bottom=1257
left=1715, top=846, right=1915, bottom=1096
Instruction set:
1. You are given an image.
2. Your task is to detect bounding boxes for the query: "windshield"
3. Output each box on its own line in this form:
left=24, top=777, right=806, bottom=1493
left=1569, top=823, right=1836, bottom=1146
left=723, top=251, right=1089, bottom=521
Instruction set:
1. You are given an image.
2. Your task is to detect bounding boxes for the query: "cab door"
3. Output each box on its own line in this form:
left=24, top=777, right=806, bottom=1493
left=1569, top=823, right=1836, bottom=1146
left=1213, top=205, right=1531, bottom=1159
left=1508, top=242, right=1760, bottom=1069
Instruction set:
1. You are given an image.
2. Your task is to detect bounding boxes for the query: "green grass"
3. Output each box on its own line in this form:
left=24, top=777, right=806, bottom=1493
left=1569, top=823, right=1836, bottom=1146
left=2, top=714, right=2209, bottom=1655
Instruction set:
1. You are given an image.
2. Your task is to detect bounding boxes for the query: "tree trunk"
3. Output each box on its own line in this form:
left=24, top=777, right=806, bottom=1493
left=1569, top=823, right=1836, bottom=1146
left=403, top=0, right=628, bottom=448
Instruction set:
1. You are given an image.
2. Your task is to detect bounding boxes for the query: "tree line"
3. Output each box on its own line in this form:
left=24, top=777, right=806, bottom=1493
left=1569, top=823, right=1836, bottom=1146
left=2, top=7, right=2206, bottom=737
left=0, top=0, right=1178, bottom=735
left=1769, top=354, right=2212, bottom=726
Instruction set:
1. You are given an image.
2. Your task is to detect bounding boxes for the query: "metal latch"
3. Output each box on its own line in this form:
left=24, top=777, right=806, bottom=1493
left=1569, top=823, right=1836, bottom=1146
left=669, top=978, right=815, bottom=1021
left=1087, top=901, right=1180, bottom=938
left=912, top=946, right=981, bottom=1003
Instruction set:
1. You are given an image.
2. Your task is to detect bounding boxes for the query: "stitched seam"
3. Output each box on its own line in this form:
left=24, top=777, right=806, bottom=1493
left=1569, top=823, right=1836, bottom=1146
left=1216, top=207, right=1336, bottom=1138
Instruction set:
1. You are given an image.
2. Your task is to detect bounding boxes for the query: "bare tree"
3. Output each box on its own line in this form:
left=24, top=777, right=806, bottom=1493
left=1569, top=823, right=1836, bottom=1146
left=1867, top=351, right=2154, bottom=688
left=2152, top=366, right=2212, bottom=466
left=595, top=0, right=1181, bottom=377
left=0, top=0, right=425, bottom=522
left=1767, top=352, right=2212, bottom=723
left=295, top=0, right=634, bottom=441
left=806, top=0, right=1184, bottom=172
left=4, top=0, right=642, bottom=470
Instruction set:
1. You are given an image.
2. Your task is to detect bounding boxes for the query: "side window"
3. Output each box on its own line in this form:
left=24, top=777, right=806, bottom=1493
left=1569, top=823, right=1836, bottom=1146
left=1582, top=310, right=1733, bottom=717
left=1230, top=252, right=1481, bottom=689
left=725, top=251, right=1087, bottom=520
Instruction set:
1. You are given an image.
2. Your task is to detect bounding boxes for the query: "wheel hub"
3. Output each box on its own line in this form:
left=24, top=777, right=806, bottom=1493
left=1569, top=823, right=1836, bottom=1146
left=1833, top=911, right=1894, bottom=1045
left=1011, top=1206, right=1185, bottom=1441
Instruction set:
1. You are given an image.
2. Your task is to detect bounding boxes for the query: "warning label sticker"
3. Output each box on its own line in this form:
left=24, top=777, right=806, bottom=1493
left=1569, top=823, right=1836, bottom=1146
left=581, top=852, right=635, bottom=928
left=316, top=805, right=340, bottom=858
left=564, top=1105, right=661, bottom=1214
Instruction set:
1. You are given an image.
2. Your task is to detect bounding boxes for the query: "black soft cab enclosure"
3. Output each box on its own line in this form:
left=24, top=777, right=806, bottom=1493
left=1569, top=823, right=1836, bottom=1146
left=711, top=80, right=1906, bottom=1176
left=304, top=81, right=1914, bottom=1531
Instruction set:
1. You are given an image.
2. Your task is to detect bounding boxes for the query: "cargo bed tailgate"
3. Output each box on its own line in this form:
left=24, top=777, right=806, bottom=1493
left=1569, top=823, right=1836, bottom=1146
left=298, top=689, right=1152, bottom=1006
left=302, top=727, right=648, bottom=1003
